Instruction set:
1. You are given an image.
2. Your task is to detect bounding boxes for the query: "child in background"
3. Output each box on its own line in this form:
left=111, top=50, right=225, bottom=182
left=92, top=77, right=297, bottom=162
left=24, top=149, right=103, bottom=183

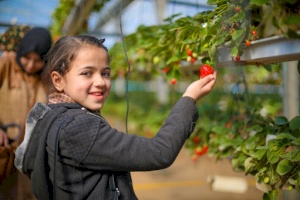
left=15, top=35, right=217, bottom=200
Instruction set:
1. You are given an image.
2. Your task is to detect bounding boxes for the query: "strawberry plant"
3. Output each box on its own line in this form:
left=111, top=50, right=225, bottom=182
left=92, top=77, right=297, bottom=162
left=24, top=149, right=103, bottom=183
left=186, top=97, right=300, bottom=200
left=183, top=63, right=299, bottom=199
left=108, top=0, right=300, bottom=80
left=231, top=115, right=300, bottom=200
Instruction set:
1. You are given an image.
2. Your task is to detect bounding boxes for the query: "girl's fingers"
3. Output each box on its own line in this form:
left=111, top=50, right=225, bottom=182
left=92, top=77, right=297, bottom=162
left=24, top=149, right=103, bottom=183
left=199, top=71, right=217, bottom=88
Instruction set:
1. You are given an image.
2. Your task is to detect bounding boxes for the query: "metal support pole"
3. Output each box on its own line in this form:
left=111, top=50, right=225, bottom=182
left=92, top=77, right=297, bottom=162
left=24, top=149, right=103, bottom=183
left=282, top=60, right=300, bottom=200
left=155, top=0, right=169, bottom=105
left=282, top=61, right=299, bottom=120
left=155, top=0, right=167, bottom=24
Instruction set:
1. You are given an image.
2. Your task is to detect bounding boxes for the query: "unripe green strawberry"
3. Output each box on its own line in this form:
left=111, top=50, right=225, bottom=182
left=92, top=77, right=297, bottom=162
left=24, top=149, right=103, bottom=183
left=200, top=64, right=214, bottom=78
left=263, top=177, right=270, bottom=184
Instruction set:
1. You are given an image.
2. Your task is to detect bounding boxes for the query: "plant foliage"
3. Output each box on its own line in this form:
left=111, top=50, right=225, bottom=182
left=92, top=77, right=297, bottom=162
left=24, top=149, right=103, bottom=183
left=109, top=0, right=300, bottom=79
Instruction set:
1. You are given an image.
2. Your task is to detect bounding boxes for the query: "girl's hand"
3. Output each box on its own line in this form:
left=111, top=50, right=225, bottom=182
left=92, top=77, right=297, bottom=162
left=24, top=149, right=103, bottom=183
left=183, top=70, right=217, bottom=101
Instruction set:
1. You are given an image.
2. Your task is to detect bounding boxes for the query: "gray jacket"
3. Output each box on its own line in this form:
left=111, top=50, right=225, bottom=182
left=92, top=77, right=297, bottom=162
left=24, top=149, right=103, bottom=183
left=15, top=97, right=198, bottom=200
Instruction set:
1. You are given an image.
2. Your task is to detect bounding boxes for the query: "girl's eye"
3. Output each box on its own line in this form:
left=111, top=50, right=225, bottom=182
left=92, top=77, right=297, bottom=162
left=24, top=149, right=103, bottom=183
left=102, top=71, right=111, bottom=78
left=82, top=71, right=93, bottom=76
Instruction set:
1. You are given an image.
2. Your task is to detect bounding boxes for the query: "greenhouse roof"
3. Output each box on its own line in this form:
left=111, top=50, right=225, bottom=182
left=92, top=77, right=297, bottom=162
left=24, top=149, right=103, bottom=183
left=0, top=0, right=59, bottom=34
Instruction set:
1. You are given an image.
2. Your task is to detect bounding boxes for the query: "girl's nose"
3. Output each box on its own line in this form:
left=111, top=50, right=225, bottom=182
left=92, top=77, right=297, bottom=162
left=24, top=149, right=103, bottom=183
left=94, top=75, right=105, bottom=86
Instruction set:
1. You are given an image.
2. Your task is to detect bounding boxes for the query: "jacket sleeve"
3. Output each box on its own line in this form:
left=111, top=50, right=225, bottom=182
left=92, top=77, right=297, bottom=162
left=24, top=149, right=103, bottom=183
left=59, top=97, right=198, bottom=172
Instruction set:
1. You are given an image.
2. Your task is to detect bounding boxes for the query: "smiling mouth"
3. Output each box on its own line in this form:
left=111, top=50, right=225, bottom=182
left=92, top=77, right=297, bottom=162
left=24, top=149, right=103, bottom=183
left=90, top=92, right=104, bottom=97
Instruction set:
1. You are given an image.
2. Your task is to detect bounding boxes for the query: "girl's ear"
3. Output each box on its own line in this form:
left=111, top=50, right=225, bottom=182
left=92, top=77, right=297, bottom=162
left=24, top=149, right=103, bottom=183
left=51, top=71, right=64, bottom=92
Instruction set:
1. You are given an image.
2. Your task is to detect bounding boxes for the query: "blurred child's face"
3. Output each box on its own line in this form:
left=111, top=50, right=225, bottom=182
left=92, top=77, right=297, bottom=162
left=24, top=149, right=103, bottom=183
left=54, top=45, right=111, bottom=111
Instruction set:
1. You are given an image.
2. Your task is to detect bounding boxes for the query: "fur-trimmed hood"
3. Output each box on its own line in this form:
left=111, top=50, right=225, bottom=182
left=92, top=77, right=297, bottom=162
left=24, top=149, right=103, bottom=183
left=14, top=102, right=51, bottom=174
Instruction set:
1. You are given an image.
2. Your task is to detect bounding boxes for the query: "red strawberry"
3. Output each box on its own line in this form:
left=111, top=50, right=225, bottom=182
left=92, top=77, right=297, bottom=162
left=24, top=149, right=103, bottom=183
left=171, top=78, right=177, bottom=85
left=202, top=145, right=209, bottom=154
left=200, top=64, right=214, bottom=78
left=235, top=6, right=241, bottom=13
left=162, top=66, right=170, bottom=74
left=245, top=40, right=251, bottom=47
left=193, top=136, right=200, bottom=143
left=190, top=57, right=195, bottom=63
left=191, top=154, right=198, bottom=161
left=195, top=147, right=203, bottom=156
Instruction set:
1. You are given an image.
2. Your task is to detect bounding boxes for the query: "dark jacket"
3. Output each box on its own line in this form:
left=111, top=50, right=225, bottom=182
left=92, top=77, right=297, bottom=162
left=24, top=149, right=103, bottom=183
left=15, top=97, right=198, bottom=200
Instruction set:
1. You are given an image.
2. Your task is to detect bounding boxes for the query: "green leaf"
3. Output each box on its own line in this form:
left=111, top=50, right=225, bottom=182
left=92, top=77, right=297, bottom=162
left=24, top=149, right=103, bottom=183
left=269, top=167, right=280, bottom=186
left=291, top=152, right=300, bottom=162
left=286, top=29, right=300, bottom=39
left=249, top=149, right=267, bottom=160
left=292, top=137, right=300, bottom=145
left=166, top=55, right=180, bottom=65
left=230, top=46, right=239, bottom=56
left=288, top=178, right=298, bottom=185
left=291, top=129, right=300, bottom=138
left=244, top=157, right=257, bottom=173
left=263, top=189, right=279, bottom=200
left=276, top=159, right=293, bottom=176
left=232, top=30, right=245, bottom=42
left=163, top=13, right=181, bottom=22
left=248, top=124, right=264, bottom=133
left=289, top=116, right=300, bottom=131
left=285, top=15, right=300, bottom=25
left=250, top=0, right=269, bottom=6
left=263, top=65, right=272, bottom=72
left=206, top=0, right=214, bottom=5
left=267, top=140, right=283, bottom=163
left=267, top=150, right=280, bottom=164
left=276, top=133, right=296, bottom=140
left=245, top=136, right=259, bottom=150
left=258, top=167, right=268, bottom=174
left=231, top=153, right=248, bottom=170
left=256, top=146, right=269, bottom=150
left=281, top=146, right=299, bottom=161
left=274, top=116, right=288, bottom=126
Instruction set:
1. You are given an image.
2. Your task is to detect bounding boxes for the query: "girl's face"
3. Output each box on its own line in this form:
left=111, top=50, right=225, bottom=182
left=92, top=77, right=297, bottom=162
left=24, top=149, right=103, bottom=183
left=52, top=45, right=111, bottom=111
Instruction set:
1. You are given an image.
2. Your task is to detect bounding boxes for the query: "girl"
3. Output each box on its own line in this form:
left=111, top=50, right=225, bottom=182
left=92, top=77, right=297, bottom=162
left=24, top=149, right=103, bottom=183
left=15, top=35, right=217, bottom=200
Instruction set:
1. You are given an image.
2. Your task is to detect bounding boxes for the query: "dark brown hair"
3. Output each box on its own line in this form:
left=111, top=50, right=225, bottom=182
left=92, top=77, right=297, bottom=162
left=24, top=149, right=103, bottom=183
left=42, top=35, right=109, bottom=94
